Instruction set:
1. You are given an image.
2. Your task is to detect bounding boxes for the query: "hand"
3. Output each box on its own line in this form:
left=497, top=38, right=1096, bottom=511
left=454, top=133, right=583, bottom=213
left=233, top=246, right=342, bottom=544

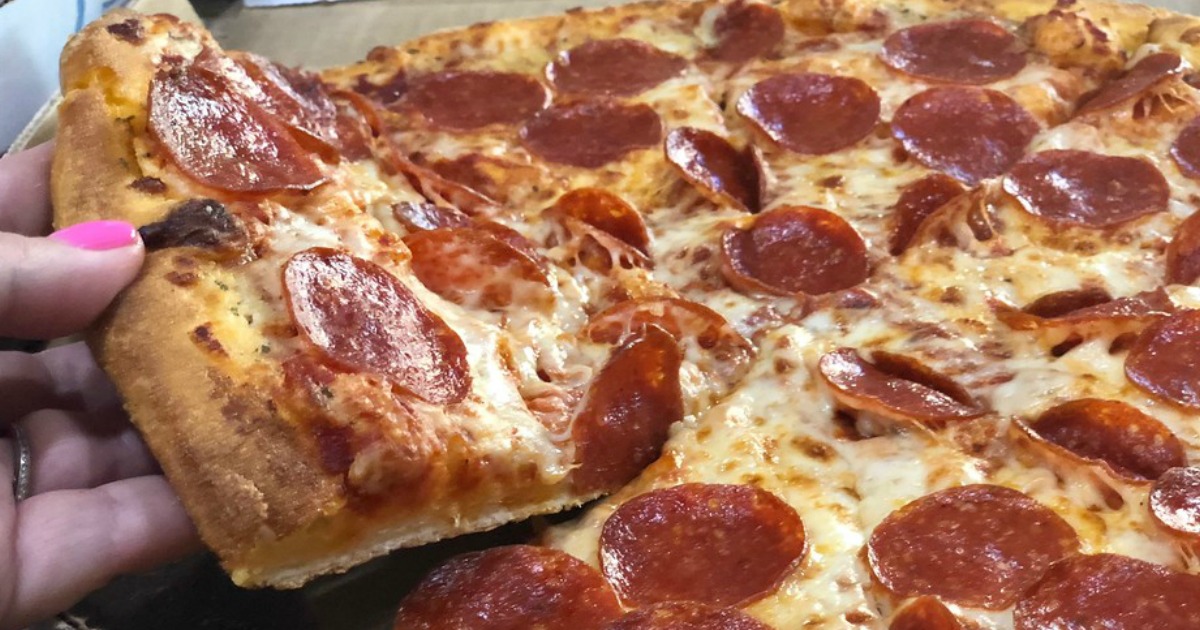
left=0, top=143, right=199, bottom=629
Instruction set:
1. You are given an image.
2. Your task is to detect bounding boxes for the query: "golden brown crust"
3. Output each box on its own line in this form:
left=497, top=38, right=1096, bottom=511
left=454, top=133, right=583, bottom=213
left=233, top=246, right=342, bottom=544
left=54, top=9, right=349, bottom=580
left=106, top=253, right=596, bottom=584
left=52, top=91, right=140, bottom=230
left=91, top=254, right=344, bottom=565
left=54, top=82, right=292, bottom=559
left=93, top=250, right=595, bottom=587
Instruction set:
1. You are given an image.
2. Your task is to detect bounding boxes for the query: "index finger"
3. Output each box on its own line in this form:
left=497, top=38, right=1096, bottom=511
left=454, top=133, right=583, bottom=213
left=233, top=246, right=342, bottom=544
left=0, top=143, right=54, bottom=237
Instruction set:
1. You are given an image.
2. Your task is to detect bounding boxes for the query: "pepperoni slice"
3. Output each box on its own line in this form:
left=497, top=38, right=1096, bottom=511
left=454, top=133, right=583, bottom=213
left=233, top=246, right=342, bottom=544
left=608, top=602, right=771, bottom=630
left=392, top=201, right=472, bottom=232
left=1167, top=210, right=1200, bottom=285
left=1014, top=554, right=1200, bottom=630
left=868, top=484, right=1079, bottom=609
left=585, top=297, right=751, bottom=351
left=1171, top=116, right=1200, bottom=181
left=402, top=71, right=549, bottom=130
left=1076, top=52, right=1183, bottom=117
left=1126, top=311, right=1200, bottom=410
left=382, top=146, right=496, bottom=214
left=599, top=483, right=806, bottom=607
left=709, top=1, right=786, bottom=63
left=392, top=545, right=621, bottom=630
left=720, top=206, right=869, bottom=296
left=1023, top=399, right=1186, bottom=480
left=547, top=38, right=687, bottom=97
left=1023, top=287, right=1115, bottom=318
left=474, top=221, right=549, bottom=269
left=331, top=99, right=374, bottom=161
left=665, top=127, right=761, bottom=213
left=890, top=174, right=965, bottom=255
left=353, top=71, right=407, bottom=105
left=561, top=217, right=653, bottom=273
left=818, top=348, right=984, bottom=426
left=571, top=326, right=683, bottom=493
left=892, top=87, right=1037, bottom=185
left=880, top=19, right=1026, bottom=85
left=547, top=189, right=651, bottom=255
left=995, top=288, right=1175, bottom=330
left=889, top=597, right=963, bottom=630
left=1073, top=289, right=1174, bottom=321
left=404, top=228, right=551, bottom=309
left=227, top=52, right=340, bottom=152
left=521, top=100, right=663, bottom=168
left=584, top=297, right=755, bottom=381
left=148, top=61, right=324, bottom=193
left=1003, top=150, right=1170, bottom=227
left=423, top=155, right=499, bottom=199
left=283, top=248, right=470, bottom=405
left=1151, top=467, right=1200, bottom=539
left=332, top=87, right=384, bottom=137
left=737, top=73, right=881, bottom=155
left=232, top=55, right=332, bottom=132
left=421, top=154, right=542, bottom=206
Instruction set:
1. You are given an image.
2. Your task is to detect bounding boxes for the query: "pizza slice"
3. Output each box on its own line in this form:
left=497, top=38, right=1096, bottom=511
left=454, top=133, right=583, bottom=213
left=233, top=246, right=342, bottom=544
left=52, top=9, right=711, bottom=588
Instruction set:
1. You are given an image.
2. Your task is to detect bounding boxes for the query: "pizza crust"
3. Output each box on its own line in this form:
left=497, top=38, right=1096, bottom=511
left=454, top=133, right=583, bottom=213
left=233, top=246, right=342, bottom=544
left=53, top=10, right=605, bottom=588
left=91, top=254, right=344, bottom=576
left=95, top=247, right=594, bottom=587
left=54, top=12, right=346, bottom=582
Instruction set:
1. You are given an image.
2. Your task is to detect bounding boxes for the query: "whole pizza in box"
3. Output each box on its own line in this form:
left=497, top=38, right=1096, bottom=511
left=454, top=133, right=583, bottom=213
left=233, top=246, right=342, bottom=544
left=54, top=0, right=1200, bottom=627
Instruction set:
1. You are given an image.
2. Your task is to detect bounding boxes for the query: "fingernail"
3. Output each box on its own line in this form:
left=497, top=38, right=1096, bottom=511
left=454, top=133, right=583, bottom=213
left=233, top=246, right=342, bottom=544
left=49, top=220, right=139, bottom=250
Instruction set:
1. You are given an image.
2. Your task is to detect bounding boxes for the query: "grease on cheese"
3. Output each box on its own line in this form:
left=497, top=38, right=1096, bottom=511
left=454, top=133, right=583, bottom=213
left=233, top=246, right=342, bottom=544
left=548, top=326, right=880, bottom=628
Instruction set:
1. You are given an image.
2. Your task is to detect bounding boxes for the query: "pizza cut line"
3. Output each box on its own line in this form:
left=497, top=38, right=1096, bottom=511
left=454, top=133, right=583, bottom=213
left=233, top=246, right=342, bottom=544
left=51, top=0, right=1200, bottom=627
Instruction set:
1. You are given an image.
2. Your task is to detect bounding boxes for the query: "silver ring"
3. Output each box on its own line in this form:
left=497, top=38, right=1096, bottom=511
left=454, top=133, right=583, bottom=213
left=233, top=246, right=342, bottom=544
left=11, top=423, right=31, bottom=502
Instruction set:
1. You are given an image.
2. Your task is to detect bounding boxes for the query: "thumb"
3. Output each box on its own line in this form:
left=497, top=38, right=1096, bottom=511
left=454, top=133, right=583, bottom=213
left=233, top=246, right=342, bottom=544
left=0, top=221, right=144, bottom=339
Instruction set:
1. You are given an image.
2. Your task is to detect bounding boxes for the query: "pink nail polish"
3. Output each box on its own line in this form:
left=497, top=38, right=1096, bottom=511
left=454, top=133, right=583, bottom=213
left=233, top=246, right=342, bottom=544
left=49, top=220, right=139, bottom=251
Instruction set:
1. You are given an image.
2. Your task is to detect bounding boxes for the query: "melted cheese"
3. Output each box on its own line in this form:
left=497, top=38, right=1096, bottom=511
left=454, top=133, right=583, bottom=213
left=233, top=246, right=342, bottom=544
left=548, top=326, right=880, bottom=628
left=528, top=4, right=1200, bottom=629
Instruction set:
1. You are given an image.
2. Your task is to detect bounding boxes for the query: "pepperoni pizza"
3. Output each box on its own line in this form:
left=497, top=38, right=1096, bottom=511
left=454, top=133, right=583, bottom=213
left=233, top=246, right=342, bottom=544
left=53, top=0, right=1200, bottom=627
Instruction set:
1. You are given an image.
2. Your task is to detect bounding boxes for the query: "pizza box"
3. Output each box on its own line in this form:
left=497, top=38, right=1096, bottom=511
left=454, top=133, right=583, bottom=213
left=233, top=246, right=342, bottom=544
left=14, top=0, right=1200, bottom=628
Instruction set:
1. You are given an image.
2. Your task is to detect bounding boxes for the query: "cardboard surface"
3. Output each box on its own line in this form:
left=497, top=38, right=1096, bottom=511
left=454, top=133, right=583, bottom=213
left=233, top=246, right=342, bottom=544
left=210, top=0, right=1197, bottom=68
left=207, top=0, right=625, bottom=68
